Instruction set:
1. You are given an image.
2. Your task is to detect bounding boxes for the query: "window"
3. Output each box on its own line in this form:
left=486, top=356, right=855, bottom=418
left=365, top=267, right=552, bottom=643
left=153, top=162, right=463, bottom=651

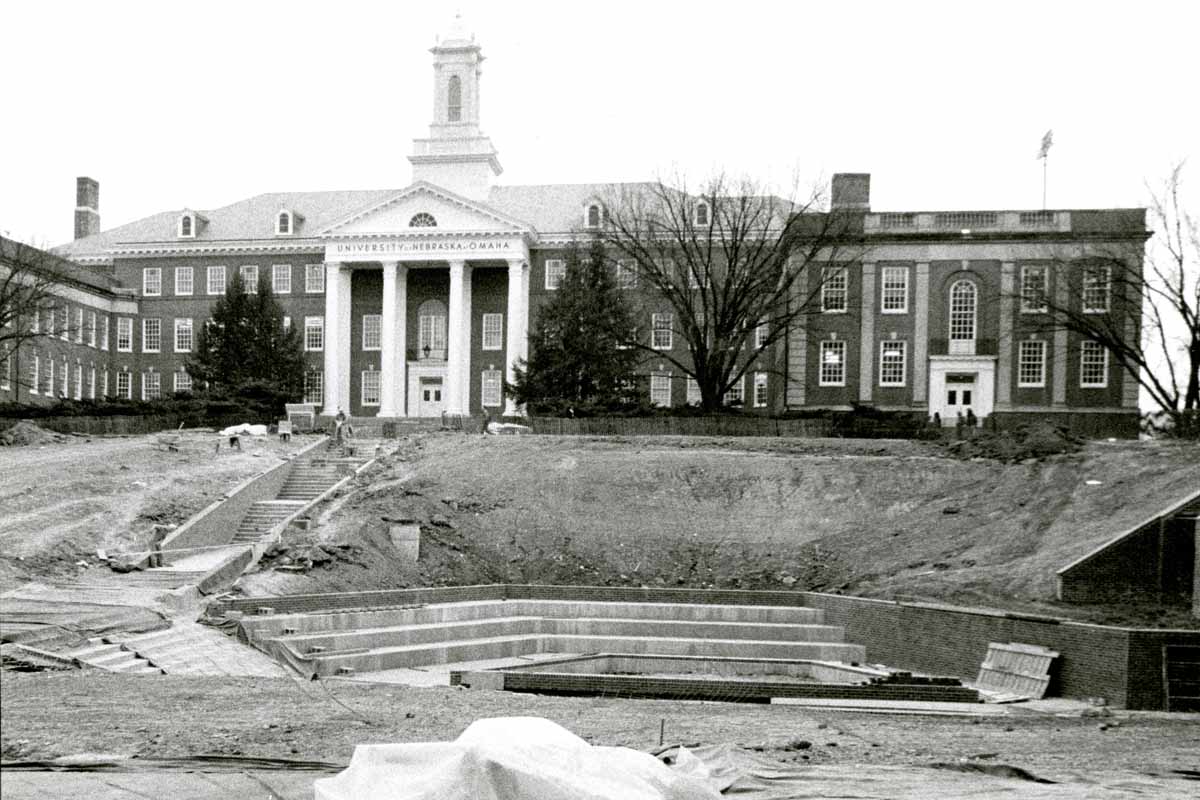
left=283, top=316, right=291, bottom=330
left=447, top=75, right=462, bottom=122
left=881, top=266, right=909, bottom=313
left=101, top=370, right=108, bottom=398
left=172, top=265, right=192, bottom=296
left=89, top=366, right=96, bottom=399
left=361, top=370, right=381, bottom=406
left=117, top=372, right=131, bottom=399
left=409, top=212, right=437, bottom=227
left=652, top=313, right=673, bottom=349
left=1020, top=265, right=1047, bottom=313
left=650, top=374, right=672, bottom=407
left=686, top=377, right=701, bottom=405
left=418, top=301, right=448, bottom=358
left=143, top=267, right=162, bottom=296
left=545, top=259, right=565, bottom=290
left=239, top=265, right=258, bottom=289
left=42, top=306, right=53, bottom=335
left=174, top=371, right=193, bottom=394
left=879, top=340, right=907, bottom=387
left=207, top=265, right=226, bottom=295
left=755, top=323, right=769, bottom=350
left=174, top=318, right=193, bottom=353
left=28, top=353, right=38, bottom=394
left=1080, top=341, right=1108, bottom=387
left=272, top=264, right=292, bottom=294
left=1018, top=340, right=1046, bottom=387
left=117, top=317, right=133, bottom=352
left=306, top=264, right=325, bottom=293
left=949, top=279, right=977, bottom=342
left=303, top=371, right=324, bottom=405
left=362, top=314, right=382, bottom=350
left=59, top=306, right=68, bottom=339
left=0, top=354, right=9, bottom=391
left=1083, top=266, right=1111, bottom=313
left=75, top=308, right=84, bottom=343
left=753, top=372, right=768, bottom=407
left=304, top=317, right=324, bottom=351
left=482, top=369, right=503, bottom=407
left=694, top=201, right=710, bottom=227
left=30, top=307, right=39, bottom=334
left=142, top=319, right=161, bottom=353
left=276, top=211, right=292, bottom=235
left=819, top=340, right=846, bottom=386
left=74, top=363, right=83, bottom=400
left=100, top=315, right=109, bottom=350
left=482, top=313, right=503, bottom=350
left=725, top=376, right=744, bottom=405
left=143, top=372, right=161, bottom=401
left=179, top=213, right=194, bottom=238
left=59, top=358, right=68, bottom=397
left=87, top=311, right=96, bottom=347
left=616, top=260, right=637, bottom=289
left=585, top=203, right=603, bottom=229
left=45, top=359, right=54, bottom=395
left=821, top=267, right=848, bottom=312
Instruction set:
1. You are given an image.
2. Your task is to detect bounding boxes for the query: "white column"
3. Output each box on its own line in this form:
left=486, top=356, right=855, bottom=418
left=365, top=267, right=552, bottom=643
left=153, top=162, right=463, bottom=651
left=504, top=259, right=528, bottom=416
left=459, top=264, right=473, bottom=415
left=395, top=265, right=408, bottom=416
left=322, top=262, right=342, bottom=416
left=858, top=262, right=876, bottom=402
left=446, top=260, right=467, bottom=415
left=379, top=261, right=400, bottom=416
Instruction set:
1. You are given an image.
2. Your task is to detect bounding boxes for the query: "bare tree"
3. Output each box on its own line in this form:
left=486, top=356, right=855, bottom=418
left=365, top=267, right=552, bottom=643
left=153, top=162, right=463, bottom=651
left=596, top=174, right=863, bottom=411
left=0, top=236, right=87, bottom=394
left=1007, top=164, right=1198, bottom=433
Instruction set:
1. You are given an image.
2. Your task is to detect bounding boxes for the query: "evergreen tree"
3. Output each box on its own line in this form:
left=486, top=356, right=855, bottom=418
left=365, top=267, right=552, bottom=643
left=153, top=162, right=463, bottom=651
left=186, top=273, right=305, bottom=404
left=511, top=239, right=640, bottom=412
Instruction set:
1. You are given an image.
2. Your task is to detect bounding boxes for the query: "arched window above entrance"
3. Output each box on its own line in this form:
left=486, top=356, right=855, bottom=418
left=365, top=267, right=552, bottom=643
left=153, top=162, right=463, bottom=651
left=948, top=279, right=977, bottom=353
left=409, top=212, right=437, bottom=228
left=417, top=299, right=448, bottom=361
left=447, top=75, right=462, bottom=122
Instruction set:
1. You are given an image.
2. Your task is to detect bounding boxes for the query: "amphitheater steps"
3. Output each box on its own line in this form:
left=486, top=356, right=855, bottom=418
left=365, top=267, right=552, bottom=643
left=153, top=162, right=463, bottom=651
left=119, top=623, right=285, bottom=677
left=66, top=638, right=162, bottom=675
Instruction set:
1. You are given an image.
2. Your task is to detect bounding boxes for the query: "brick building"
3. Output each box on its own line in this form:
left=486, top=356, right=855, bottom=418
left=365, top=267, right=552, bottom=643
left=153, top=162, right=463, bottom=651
left=36, top=20, right=1144, bottom=435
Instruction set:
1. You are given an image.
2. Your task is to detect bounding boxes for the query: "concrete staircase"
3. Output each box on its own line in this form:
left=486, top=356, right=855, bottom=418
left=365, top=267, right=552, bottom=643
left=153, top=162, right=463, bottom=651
left=230, top=501, right=307, bottom=543
left=67, top=637, right=162, bottom=675
left=115, top=622, right=285, bottom=676
left=245, top=599, right=866, bottom=679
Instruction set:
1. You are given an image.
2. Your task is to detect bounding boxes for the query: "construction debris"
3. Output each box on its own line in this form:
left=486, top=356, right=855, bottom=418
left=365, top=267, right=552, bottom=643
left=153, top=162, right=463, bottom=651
left=975, top=642, right=1059, bottom=701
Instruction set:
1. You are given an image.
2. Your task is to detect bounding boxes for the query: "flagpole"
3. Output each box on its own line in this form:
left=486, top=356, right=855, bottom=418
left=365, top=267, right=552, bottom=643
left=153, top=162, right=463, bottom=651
left=1042, top=152, right=1048, bottom=210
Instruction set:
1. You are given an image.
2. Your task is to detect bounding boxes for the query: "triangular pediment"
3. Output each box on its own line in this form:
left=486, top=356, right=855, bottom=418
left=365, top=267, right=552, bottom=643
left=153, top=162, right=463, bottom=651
left=320, top=181, right=532, bottom=237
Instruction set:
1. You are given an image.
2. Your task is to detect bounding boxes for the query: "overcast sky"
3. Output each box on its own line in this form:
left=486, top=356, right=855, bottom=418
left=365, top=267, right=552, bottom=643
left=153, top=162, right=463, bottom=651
left=1, top=0, right=1196, bottom=247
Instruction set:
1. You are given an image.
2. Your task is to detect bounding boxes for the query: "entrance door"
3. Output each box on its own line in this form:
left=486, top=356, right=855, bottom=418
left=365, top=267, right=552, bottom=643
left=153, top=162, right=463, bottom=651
left=418, top=377, right=445, bottom=417
left=943, top=373, right=977, bottom=424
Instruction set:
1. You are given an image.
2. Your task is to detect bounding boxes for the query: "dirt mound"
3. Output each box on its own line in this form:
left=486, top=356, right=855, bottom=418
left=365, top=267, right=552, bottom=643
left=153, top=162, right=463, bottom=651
left=0, top=421, right=67, bottom=447
left=941, top=423, right=1084, bottom=463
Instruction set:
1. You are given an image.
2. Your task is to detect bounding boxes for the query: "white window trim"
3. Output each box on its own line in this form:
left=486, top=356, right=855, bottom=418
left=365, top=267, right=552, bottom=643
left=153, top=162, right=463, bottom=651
left=142, top=319, right=161, bottom=353
left=1083, top=266, right=1112, bottom=314
left=275, top=210, right=294, bottom=236
left=753, top=372, right=768, bottom=408
left=143, top=267, right=162, bottom=297
left=178, top=213, right=196, bottom=239
left=116, top=317, right=133, bottom=353
left=481, top=369, right=503, bottom=407
left=239, top=265, right=259, bottom=289
left=685, top=377, right=701, bottom=405
left=584, top=203, right=604, bottom=229
left=174, top=318, right=193, bottom=353
left=878, top=340, right=908, bottom=387
left=725, top=375, right=744, bottom=405
left=482, top=313, right=503, bottom=350
left=652, top=313, right=673, bottom=350
left=819, top=340, right=847, bottom=387
left=1080, top=341, right=1109, bottom=388
left=142, top=371, right=161, bottom=401
left=754, top=323, right=769, bottom=350
left=75, top=308, right=84, bottom=343
left=650, top=373, right=672, bottom=408
left=1019, top=265, right=1048, bottom=314
left=272, top=264, right=292, bottom=294
left=175, top=266, right=194, bottom=296
left=305, top=264, right=325, bottom=293
left=880, top=266, right=909, bottom=314
left=207, top=265, right=227, bottom=295
left=616, top=260, right=638, bottom=290
left=693, top=202, right=710, bottom=227
left=1017, top=340, right=1047, bottom=388
left=304, top=371, right=324, bottom=405
left=117, top=372, right=132, bottom=400
left=821, top=267, right=848, bottom=313
left=361, top=370, right=381, bottom=406
left=362, top=314, right=382, bottom=351
left=29, top=354, right=38, bottom=394
left=304, top=317, right=325, bottom=352
left=545, top=259, right=565, bottom=290
left=74, top=362, right=83, bottom=400
left=87, top=311, right=97, bottom=347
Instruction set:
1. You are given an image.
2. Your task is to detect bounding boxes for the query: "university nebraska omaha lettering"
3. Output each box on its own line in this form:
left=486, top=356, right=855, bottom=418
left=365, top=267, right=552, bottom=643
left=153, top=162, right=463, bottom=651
left=333, top=240, right=515, bottom=255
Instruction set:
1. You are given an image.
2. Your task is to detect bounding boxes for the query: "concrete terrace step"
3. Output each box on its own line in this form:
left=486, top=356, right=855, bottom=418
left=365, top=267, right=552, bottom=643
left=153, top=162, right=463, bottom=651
left=118, top=624, right=287, bottom=677
left=67, top=638, right=162, bottom=674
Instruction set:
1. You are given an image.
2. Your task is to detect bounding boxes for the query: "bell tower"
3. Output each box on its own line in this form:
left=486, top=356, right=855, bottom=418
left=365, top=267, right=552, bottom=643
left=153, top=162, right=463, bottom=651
left=409, top=13, right=502, bottom=201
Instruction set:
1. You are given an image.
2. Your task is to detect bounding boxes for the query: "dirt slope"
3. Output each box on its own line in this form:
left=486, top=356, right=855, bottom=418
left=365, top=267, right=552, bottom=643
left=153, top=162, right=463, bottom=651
left=240, top=434, right=1199, bottom=624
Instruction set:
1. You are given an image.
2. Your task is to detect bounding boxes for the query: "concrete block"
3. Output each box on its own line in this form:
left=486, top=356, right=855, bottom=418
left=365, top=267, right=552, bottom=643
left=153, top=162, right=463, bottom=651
left=389, top=525, right=422, bottom=562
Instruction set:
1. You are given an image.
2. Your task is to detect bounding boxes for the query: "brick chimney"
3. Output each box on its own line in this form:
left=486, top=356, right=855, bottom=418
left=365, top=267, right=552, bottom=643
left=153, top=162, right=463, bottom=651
left=831, top=173, right=870, bottom=211
left=74, top=177, right=100, bottom=239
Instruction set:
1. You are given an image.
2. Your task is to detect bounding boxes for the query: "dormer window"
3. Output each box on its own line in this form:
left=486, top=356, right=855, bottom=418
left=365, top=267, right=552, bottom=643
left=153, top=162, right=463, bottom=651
left=585, top=203, right=605, bottom=229
left=409, top=212, right=437, bottom=228
left=277, top=211, right=292, bottom=235
left=178, top=213, right=195, bottom=238
left=694, top=201, right=710, bottom=227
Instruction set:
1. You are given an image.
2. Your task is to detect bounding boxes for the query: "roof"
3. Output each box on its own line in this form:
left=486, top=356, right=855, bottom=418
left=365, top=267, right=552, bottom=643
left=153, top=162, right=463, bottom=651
left=1, top=235, right=124, bottom=295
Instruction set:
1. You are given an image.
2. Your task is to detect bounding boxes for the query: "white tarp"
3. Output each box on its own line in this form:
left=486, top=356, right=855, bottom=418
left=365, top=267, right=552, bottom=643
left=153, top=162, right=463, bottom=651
left=219, top=423, right=269, bottom=436
left=313, top=717, right=720, bottom=800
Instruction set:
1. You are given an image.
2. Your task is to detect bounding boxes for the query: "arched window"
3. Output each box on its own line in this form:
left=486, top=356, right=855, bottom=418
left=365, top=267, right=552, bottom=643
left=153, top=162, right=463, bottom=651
left=417, top=299, right=447, bottom=360
left=694, top=201, right=709, bottom=226
left=179, top=214, right=193, bottom=238
left=409, top=212, right=437, bottom=228
left=447, top=75, right=462, bottom=122
left=277, top=212, right=291, bottom=234
left=586, top=203, right=602, bottom=228
left=948, top=279, right=977, bottom=350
